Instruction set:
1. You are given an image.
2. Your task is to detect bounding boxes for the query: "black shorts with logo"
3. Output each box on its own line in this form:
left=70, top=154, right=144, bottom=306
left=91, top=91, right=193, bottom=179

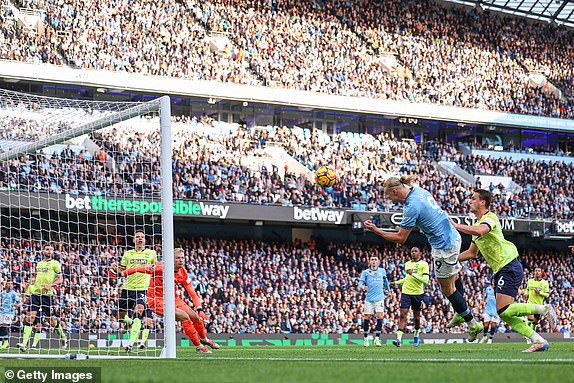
left=118, top=289, right=152, bottom=318
left=400, top=293, right=424, bottom=311
left=494, top=258, right=523, bottom=299
left=28, top=295, right=55, bottom=317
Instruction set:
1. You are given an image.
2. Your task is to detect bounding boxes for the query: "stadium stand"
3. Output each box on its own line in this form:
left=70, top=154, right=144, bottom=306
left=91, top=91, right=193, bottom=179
left=2, top=113, right=574, bottom=218
left=1, top=0, right=572, bottom=118
left=0, top=237, right=569, bottom=335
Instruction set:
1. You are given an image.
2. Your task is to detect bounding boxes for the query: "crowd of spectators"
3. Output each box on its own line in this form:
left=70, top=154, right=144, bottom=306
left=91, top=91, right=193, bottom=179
left=0, top=3, right=64, bottom=65
left=3, top=113, right=574, bottom=219
left=2, top=0, right=573, bottom=118
left=329, top=0, right=573, bottom=118
left=458, top=154, right=574, bottom=219
left=0, top=236, right=571, bottom=337
left=465, top=142, right=571, bottom=158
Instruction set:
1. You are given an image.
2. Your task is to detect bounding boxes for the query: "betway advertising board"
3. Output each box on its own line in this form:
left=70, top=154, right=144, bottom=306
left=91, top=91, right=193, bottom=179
left=0, top=191, right=545, bottom=232
left=0, top=192, right=346, bottom=225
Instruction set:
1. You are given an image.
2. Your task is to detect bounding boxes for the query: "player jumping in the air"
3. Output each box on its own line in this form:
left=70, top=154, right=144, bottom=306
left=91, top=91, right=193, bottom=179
left=453, top=189, right=557, bottom=352
left=364, top=176, right=483, bottom=341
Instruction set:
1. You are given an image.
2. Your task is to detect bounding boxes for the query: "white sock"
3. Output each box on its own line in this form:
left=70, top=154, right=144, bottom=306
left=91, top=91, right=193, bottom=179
left=529, top=332, right=546, bottom=344
left=534, top=305, right=547, bottom=315
left=468, top=319, right=478, bottom=329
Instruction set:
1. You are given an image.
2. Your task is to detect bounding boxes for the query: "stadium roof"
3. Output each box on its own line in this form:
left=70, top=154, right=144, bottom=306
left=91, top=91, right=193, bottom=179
left=446, top=0, right=574, bottom=28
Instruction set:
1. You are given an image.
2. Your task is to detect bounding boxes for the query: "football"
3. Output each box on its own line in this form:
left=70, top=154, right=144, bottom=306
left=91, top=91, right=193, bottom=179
left=315, top=166, right=337, bottom=188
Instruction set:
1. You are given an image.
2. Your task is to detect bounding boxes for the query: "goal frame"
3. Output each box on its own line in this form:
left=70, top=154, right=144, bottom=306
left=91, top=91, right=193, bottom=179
left=0, top=92, right=176, bottom=359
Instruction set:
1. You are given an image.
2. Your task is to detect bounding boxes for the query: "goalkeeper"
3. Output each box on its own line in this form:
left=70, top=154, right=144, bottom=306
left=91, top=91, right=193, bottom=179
left=114, top=248, right=219, bottom=354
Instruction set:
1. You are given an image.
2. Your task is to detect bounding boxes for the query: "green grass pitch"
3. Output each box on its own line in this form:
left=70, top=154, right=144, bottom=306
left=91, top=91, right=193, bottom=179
left=2, top=343, right=574, bottom=383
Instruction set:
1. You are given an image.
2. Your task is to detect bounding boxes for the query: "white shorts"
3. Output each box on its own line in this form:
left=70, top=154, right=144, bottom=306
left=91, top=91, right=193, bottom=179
left=0, top=313, right=14, bottom=326
left=484, top=313, right=499, bottom=323
left=363, top=300, right=385, bottom=315
left=431, top=234, right=462, bottom=279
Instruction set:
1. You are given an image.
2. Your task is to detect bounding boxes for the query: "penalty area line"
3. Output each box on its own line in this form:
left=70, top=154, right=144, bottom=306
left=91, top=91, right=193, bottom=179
left=206, top=356, right=574, bottom=364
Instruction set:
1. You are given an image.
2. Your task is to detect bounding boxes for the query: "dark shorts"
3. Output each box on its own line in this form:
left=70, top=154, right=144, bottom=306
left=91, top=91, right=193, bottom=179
left=400, top=293, right=424, bottom=311
left=494, top=258, right=523, bottom=298
left=28, top=295, right=55, bottom=317
left=119, top=289, right=152, bottom=318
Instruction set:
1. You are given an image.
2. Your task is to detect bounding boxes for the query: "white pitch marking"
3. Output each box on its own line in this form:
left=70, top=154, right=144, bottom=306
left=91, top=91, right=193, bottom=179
left=205, top=356, right=574, bottom=364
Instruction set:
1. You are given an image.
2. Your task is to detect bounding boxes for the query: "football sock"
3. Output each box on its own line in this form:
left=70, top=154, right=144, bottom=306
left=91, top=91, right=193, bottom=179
left=363, top=320, right=370, bottom=338
left=500, top=303, right=545, bottom=317
left=375, top=319, right=383, bottom=338
left=22, top=325, right=32, bottom=346
left=55, top=323, right=66, bottom=340
left=32, top=332, right=41, bottom=348
left=194, top=320, right=207, bottom=340
left=498, top=305, right=544, bottom=340
left=397, top=330, right=404, bottom=342
left=182, top=320, right=200, bottom=346
left=489, top=325, right=496, bottom=339
left=141, top=329, right=150, bottom=343
left=447, top=291, right=474, bottom=323
left=129, top=318, right=142, bottom=344
left=455, top=278, right=465, bottom=295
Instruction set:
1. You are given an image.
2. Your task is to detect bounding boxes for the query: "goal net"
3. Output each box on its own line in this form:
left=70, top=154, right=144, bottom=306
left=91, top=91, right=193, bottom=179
left=0, top=89, right=176, bottom=359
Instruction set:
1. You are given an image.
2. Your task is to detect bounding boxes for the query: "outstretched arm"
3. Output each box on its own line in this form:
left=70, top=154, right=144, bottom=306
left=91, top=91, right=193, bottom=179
left=392, top=278, right=406, bottom=286
left=452, top=221, right=491, bottom=237
left=363, top=221, right=412, bottom=245
left=120, top=264, right=157, bottom=277
left=410, top=273, right=430, bottom=285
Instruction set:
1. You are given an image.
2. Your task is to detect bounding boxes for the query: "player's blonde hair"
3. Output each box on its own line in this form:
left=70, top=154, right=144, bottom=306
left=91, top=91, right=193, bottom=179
left=174, top=248, right=184, bottom=255
left=383, top=175, right=417, bottom=193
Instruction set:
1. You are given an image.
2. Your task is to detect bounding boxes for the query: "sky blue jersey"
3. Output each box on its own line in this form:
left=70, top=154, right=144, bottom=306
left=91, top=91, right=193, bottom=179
left=485, top=285, right=498, bottom=317
left=1, top=290, right=19, bottom=315
left=400, top=187, right=459, bottom=249
left=359, top=267, right=390, bottom=302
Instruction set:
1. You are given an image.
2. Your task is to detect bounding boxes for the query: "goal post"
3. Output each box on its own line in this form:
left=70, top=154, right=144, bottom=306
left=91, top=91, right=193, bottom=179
left=0, top=89, right=175, bottom=359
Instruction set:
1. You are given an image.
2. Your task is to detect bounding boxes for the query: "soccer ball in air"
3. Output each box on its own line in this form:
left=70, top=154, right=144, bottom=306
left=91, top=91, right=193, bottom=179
left=315, top=166, right=337, bottom=188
